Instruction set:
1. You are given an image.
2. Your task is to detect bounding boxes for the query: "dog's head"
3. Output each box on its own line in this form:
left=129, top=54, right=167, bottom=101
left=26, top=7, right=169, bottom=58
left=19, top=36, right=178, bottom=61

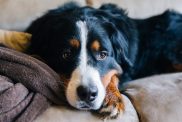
left=27, top=3, right=137, bottom=110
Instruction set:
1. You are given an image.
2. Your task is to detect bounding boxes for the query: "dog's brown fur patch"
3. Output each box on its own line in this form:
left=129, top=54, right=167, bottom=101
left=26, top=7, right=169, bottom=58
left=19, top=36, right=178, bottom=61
left=91, top=40, right=100, bottom=51
left=99, top=75, right=125, bottom=118
left=101, top=70, right=119, bottom=88
left=105, top=75, right=125, bottom=111
left=60, top=74, right=70, bottom=89
left=70, top=39, right=80, bottom=48
left=173, top=64, right=182, bottom=71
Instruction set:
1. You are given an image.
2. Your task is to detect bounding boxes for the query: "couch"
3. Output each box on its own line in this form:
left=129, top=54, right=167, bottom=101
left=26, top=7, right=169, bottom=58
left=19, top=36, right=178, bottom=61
left=0, top=0, right=182, bottom=122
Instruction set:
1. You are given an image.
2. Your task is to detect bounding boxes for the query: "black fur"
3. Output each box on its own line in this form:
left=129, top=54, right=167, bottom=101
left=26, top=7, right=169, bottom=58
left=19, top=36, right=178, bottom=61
left=132, top=10, right=182, bottom=79
left=26, top=3, right=182, bottom=86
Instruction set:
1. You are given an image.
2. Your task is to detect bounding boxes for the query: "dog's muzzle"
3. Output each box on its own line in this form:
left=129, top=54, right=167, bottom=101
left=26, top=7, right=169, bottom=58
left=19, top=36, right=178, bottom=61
left=66, top=66, right=105, bottom=110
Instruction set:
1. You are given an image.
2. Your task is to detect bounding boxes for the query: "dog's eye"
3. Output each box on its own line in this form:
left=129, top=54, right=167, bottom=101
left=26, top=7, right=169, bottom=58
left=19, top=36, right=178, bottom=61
left=96, top=51, right=108, bottom=60
left=62, top=49, right=72, bottom=60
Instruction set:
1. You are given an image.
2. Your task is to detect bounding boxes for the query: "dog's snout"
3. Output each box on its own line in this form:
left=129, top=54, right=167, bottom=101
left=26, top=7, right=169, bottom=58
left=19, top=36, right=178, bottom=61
left=77, top=85, right=98, bottom=102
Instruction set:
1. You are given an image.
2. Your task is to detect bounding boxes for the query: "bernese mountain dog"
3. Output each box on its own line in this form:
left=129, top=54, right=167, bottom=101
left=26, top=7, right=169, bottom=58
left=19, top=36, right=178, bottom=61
left=26, top=2, right=182, bottom=119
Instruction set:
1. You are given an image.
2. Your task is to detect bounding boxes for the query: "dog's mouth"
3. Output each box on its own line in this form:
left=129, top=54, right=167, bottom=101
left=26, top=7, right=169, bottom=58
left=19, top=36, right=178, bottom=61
left=77, top=101, right=94, bottom=110
left=80, top=105, right=89, bottom=109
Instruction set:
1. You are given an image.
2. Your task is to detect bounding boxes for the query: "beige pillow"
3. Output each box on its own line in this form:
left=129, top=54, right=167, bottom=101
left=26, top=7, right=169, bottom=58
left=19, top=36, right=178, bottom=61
left=35, top=95, right=139, bottom=122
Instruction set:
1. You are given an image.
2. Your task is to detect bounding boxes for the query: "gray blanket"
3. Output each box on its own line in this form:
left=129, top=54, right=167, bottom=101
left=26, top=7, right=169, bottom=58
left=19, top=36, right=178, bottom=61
left=0, top=47, right=65, bottom=122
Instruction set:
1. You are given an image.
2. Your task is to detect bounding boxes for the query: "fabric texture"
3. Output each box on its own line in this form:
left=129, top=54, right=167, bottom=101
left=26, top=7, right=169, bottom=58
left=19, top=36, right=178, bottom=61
left=123, top=73, right=182, bottom=122
left=0, top=47, right=65, bottom=122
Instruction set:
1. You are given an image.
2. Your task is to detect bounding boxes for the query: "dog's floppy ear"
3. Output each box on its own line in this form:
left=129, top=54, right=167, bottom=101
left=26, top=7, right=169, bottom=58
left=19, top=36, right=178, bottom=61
left=99, top=4, right=138, bottom=68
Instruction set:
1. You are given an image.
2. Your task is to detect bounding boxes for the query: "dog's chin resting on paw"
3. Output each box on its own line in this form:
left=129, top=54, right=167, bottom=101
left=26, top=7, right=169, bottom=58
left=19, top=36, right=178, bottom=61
left=26, top=2, right=182, bottom=119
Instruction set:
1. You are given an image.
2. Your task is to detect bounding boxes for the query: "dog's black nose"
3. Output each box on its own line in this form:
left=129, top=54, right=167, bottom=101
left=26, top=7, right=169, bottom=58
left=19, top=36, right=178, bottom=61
left=77, top=85, right=98, bottom=102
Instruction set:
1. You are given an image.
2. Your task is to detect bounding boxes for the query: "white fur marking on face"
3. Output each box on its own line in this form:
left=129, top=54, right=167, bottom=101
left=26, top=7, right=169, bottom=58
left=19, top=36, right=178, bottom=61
left=77, top=21, right=88, bottom=74
left=66, top=21, right=105, bottom=110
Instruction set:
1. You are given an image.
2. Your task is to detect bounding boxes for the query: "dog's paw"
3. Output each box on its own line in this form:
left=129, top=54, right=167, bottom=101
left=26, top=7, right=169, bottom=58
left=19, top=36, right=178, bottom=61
left=98, top=91, right=124, bottom=119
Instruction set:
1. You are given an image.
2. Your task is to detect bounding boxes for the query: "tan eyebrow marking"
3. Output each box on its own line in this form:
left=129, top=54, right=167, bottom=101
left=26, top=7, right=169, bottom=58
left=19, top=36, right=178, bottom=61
left=69, top=39, right=80, bottom=48
left=91, top=40, right=100, bottom=51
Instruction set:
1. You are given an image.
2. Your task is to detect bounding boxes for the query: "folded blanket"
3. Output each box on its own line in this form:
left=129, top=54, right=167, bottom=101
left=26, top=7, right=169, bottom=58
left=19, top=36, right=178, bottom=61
left=0, top=47, right=65, bottom=122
